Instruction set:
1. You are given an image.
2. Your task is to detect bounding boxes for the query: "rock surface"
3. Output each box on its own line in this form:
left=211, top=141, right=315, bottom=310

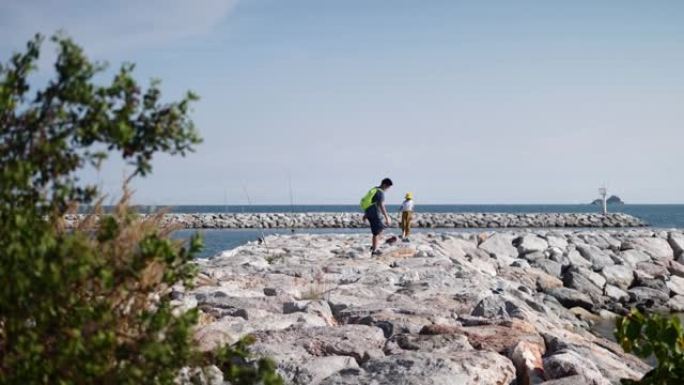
left=180, top=229, right=684, bottom=384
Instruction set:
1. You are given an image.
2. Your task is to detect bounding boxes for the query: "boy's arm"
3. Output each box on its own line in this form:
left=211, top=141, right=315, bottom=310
left=380, top=202, right=391, bottom=226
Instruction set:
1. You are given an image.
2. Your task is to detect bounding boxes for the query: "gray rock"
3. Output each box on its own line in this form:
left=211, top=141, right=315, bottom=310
left=283, top=300, right=336, bottom=325
left=576, top=244, right=614, bottom=271
left=471, top=295, right=517, bottom=320
left=523, top=251, right=547, bottom=262
left=509, top=340, right=545, bottom=385
left=533, top=259, right=563, bottom=278
left=666, top=275, right=684, bottom=296
left=601, top=265, right=634, bottom=290
left=251, top=324, right=386, bottom=365
left=547, top=247, right=566, bottom=263
left=668, top=260, right=684, bottom=278
left=285, top=356, right=360, bottom=385
left=320, top=351, right=517, bottom=385
left=628, top=286, right=670, bottom=307
left=546, top=288, right=594, bottom=311
left=580, top=267, right=607, bottom=289
left=516, top=234, right=549, bottom=255
left=543, top=350, right=610, bottom=385
left=479, top=233, right=518, bottom=260
left=635, top=276, right=668, bottom=293
left=264, top=287, right=278, bottom=296
left=512, top=259, right=531, bottom=268
left=537, top=375, right=599, bottom=385
left=667, top=295, right=684, bottom=311
left=626, top=237, right=673, bottom=260
left=566, top=249, right=592, bottom=268
left=384, top=333, right=473, bottom=355
left=619, top=249, right=652, bottom=267
left=178, top=365, right=224, bottom=385
left=668, top=232, right=684, bottom=258
left=546, top=235, right=569, bottom=249
left=635, top=262, right=669, bottom=279
left=562, top=266, right=604, bottom=302
left=579, top=234, right=610, bottom=250
left=542, top=332, right=648, bottom=384
left=604, top=284, right=629, bottom=303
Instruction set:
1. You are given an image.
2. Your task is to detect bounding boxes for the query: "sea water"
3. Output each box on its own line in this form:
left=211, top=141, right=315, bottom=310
left=163, top=204, right=684, bottom=258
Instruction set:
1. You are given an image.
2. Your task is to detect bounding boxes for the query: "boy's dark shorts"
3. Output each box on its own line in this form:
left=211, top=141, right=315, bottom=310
left=367, top=214, right=385, bottom=236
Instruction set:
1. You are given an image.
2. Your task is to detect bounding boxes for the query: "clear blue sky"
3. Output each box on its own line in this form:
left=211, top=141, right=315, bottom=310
left=2, top=0, right=683, bottom=204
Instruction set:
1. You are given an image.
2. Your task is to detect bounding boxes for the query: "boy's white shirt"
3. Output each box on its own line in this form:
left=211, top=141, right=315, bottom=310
left=401, top=200, right=414, bottom=212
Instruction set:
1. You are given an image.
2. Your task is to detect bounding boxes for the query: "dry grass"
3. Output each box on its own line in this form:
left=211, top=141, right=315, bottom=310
left=297, top=269, right=330, bottom=301
left=58, top=184, right=192, bottom=345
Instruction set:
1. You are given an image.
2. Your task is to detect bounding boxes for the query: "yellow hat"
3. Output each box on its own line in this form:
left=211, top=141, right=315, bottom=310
left=405, top=192, right=413, bottom=200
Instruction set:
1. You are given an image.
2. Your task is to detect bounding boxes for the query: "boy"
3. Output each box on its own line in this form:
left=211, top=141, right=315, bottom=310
left=400, top=192, right=414, bottom=241
left=360, top=178, right=393, bottom=255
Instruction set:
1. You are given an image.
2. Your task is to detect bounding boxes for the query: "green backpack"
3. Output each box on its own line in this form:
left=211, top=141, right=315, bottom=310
left=360, top=187, right=380, bottom=211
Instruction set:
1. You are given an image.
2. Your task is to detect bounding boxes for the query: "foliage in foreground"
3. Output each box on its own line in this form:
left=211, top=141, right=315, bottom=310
left=616, top=309, right=684, bottom=385
left=0, top=34, right=281, bottom=384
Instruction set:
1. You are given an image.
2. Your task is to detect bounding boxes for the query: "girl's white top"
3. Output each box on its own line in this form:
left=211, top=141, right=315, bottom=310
left=401, top=200, right=414, bottom=212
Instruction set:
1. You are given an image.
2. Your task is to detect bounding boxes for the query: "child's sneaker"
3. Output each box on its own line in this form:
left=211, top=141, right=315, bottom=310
left=371, top=249, right=382, bottom=256
left=402, top=238, right=411, bottom=243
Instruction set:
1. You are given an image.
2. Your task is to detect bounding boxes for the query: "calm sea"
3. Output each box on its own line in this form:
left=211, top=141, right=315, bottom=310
left=163, top=204, right=684, bottom=258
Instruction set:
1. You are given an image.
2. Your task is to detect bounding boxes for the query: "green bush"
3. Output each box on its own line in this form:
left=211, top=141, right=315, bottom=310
left=616, top=309, right=684, bottom=385
left=0, top=34, right=281, bottom=385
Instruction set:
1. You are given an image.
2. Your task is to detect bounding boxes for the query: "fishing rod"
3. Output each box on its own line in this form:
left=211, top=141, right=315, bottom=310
left=288, top=173, right=295, bottom=233
left=223, top=187, right=228, bottom=214
left=243, top=184, right=267, bottom=246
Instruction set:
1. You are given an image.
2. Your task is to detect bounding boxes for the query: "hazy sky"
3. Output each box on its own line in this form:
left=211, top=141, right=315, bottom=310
left=2, top=1, right=683, bottom=204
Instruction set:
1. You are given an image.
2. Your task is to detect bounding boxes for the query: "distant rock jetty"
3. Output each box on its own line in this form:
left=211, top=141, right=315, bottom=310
left=65, top=212, right=646, bottom=229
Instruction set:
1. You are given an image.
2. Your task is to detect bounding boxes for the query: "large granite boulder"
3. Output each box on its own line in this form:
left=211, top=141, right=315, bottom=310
left=543, top=331, right=649, bottom=384
left=319, top=351, right=517, bottom=385
left=545, top=287, right=594, bottom=311
left=546, top=234, right=569, bottom=249
left=515, top=234, right=549, bottom=255
left=604, top=284, right=629, bottom=303
left=533, top=259, right=563, bottom=278
left=247, top=325, right=386, bottom=383
left=565, top=248, right=593, bottom=268
left=478, top=233, right=518, bottom=261
left=668, top=260, right=684, bottom=278
left=601, top=265, right=634, bottom=290
left=538, top=375, right=602, bottom=385
left=562, top=266, right=604, bottom=303
left=666, top=275, right=684, bottom=296
left=618, top=249, right=652, bottom=267
left=543, top=350, right=610, bottom=385
left=668, top=295, right=684, bottom=311
left=635, top=262, right=669, bottom=279
left=575, top=244, right=614, bottom=271
left=510, top=340, right=545, bottom=385
left=384, top=333, right=473, bottom=355
left=624, top=237, right=673, bottom=260
left=668, top=232, right=684, bottom=259
left=628, top=286, right=670, bottom=308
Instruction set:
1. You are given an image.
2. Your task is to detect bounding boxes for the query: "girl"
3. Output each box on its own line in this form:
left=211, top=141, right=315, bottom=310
left=400, top=192, right=414, bottom=241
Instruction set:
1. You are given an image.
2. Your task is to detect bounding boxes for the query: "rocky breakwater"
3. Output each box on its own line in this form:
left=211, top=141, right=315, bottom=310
left=176, top=229, right=684, bottom=384
left=65, top=212, right=647, bottom=229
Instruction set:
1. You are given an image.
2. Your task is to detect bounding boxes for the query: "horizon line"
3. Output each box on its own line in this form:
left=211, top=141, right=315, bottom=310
left=111, top=202, right=684, bottom=206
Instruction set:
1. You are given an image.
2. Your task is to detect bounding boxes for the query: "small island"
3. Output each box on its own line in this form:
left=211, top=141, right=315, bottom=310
left=591, top=195, right=625, bottom=205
